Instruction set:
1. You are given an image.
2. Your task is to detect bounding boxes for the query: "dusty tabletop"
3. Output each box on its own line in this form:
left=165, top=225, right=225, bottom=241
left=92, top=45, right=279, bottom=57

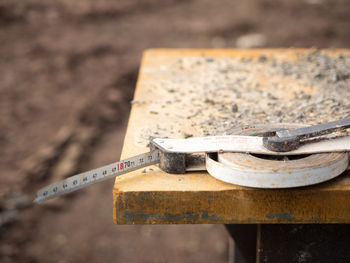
left=133, top=50, right=350, bottom=147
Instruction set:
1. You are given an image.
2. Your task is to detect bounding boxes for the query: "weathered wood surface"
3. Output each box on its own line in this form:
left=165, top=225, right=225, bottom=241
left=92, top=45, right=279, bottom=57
left=114, top=49, right=350, bottom=224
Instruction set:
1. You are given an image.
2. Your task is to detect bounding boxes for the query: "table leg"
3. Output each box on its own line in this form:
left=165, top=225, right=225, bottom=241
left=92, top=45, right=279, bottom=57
left=257, top=224, right=350, bottom=263
left=225, top=224, right=257, bottom=263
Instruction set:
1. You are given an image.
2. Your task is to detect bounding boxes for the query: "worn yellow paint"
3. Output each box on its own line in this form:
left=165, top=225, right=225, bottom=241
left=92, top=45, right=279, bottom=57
left=113, top=49, right=350, bottom=224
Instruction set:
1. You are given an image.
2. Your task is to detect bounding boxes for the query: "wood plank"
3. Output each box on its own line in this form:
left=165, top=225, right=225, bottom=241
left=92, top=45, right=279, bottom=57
left=113, top=49, right=350, bottom=224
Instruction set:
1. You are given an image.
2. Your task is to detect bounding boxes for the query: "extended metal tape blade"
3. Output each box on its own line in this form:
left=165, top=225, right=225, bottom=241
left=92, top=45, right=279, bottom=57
left=34, top=150, right=160, bottom=203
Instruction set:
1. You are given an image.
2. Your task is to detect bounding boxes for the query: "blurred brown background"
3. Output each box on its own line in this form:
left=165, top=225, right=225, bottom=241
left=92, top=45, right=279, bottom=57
left=0, top=0, right=349, bottom=262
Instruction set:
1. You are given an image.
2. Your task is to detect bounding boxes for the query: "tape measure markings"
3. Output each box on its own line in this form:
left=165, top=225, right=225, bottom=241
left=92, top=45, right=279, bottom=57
left=34, top=150, right=160, bottom=203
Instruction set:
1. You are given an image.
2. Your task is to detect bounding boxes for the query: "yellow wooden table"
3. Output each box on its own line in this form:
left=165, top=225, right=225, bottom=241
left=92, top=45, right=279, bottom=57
left=114, top=49, right=350, bottom=262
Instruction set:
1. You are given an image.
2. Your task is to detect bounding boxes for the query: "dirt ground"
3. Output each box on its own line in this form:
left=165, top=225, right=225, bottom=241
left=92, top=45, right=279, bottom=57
left=1, top=0, right=350, bottom=262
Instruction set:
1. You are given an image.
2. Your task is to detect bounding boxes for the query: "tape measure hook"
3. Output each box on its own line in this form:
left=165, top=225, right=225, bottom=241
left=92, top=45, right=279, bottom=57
left=150, top=139, right=186, bottom=174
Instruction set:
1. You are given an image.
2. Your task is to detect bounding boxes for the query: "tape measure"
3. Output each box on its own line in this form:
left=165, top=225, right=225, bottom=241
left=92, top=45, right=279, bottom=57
left=34, top=131, right=350, bottom=204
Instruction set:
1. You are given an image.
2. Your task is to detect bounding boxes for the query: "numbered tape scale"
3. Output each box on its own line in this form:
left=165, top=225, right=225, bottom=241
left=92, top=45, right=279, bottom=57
left=35, top=119, right=350, bottom=203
